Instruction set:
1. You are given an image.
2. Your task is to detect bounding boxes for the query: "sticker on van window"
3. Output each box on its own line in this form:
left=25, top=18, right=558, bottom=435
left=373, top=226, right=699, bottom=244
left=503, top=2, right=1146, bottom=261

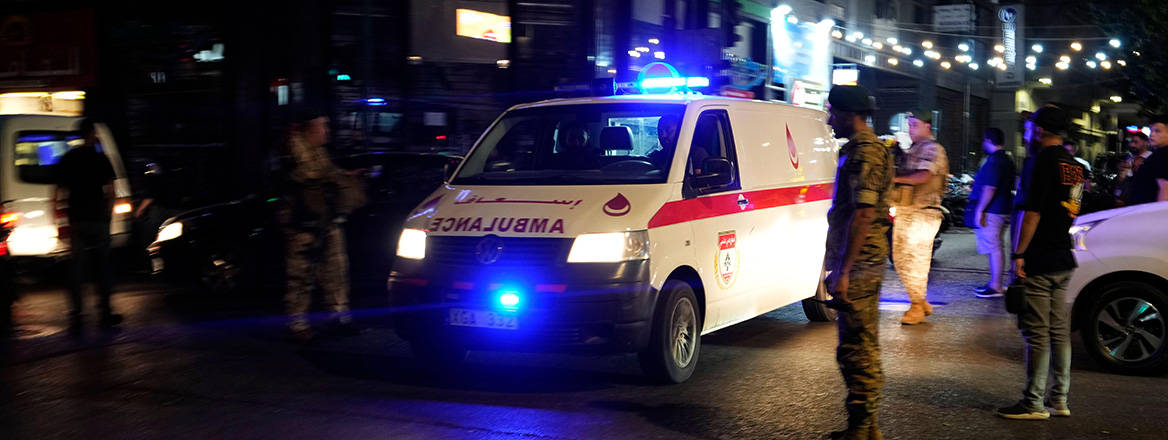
left=715, top=230, right=739, bottom=289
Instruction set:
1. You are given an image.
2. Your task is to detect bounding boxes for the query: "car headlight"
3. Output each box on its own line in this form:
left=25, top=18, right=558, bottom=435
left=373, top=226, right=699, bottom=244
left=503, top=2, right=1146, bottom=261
left=396, top=228, right=427, bottom=260
left=156, top=222, right=183, bottom=242
left=1069, top=220, right=1103, bottom=251
left=567, top=230, right=650, bottom=263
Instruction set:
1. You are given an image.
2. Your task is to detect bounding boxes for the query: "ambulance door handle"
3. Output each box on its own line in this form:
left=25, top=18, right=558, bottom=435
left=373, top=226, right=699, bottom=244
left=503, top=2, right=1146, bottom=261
left=737, top=197, right=749, bottom=208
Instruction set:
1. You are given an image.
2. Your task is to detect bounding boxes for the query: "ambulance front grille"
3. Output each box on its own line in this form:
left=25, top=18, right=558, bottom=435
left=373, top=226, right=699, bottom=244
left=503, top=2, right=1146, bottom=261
left=427, top=236, right=571, bottom=266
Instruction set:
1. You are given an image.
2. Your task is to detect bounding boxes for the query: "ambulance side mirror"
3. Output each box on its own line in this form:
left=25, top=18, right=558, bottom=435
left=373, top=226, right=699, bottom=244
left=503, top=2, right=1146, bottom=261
left=693, top=157, right=733, bottom=189
left=443, top=159, right=460, bottom=182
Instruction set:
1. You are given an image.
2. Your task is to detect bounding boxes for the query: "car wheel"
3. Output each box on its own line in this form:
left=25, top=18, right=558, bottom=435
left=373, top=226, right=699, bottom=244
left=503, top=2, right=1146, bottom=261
left=639, top=280, right=702, bottom=384
left=1082, top=281, right=1168, bottom=375
left=802, top=269, right=837, bottom=322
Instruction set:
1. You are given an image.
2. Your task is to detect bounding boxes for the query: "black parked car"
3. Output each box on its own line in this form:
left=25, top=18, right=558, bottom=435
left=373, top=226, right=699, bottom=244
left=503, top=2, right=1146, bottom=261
left=148, top=152, right=463, bottom=294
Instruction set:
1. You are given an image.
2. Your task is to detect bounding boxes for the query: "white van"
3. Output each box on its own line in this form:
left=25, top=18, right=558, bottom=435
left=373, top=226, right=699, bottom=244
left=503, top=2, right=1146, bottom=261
left=1, top=115, right=133, bottom=258
left=388, top=95, right=837, bottom=383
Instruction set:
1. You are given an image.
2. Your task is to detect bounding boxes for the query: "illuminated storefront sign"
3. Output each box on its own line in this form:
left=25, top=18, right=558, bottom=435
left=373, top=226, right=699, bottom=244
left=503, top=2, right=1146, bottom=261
left=456, top=9, right=511, bottom=43
left=771, top=8, right=832, bottom=110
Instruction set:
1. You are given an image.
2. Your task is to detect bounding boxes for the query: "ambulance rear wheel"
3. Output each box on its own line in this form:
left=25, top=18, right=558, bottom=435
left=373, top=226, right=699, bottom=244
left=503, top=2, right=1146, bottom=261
left=802, top=270, right=837, bottom=322
left=639, top=280, right=702, bottom=384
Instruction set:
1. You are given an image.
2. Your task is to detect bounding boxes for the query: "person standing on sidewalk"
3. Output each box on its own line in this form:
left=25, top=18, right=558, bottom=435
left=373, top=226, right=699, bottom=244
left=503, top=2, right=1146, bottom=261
left=1123, top=116, right=1168, bottom=206
left=890, top=110, right=948, bottom=325
left=54, top=118, right=120, bottom=329
left=997, top=105, right=1084, bottom=420
left=968, top=128, right=1015, bottom=298
left=823, top=84, right=894, bottom=440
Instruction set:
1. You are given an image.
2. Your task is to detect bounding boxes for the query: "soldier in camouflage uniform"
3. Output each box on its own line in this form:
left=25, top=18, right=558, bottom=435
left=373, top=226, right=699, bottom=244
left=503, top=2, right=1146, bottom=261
left=280, top=109, right=364, bottom=342
left=890, top=111, right=948, bottom=325
left=823, top=85, right=894, bottom=440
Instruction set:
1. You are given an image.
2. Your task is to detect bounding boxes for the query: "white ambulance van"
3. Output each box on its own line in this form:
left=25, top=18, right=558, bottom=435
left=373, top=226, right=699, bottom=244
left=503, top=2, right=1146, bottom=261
left=389, top=93, right=837, bottom=383
left=0, top=95, right=133, bottom=259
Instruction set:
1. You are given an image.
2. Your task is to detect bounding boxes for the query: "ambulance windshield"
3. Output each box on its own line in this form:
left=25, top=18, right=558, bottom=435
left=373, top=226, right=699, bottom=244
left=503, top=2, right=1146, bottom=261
left=453, top=103, right=686, bottom=185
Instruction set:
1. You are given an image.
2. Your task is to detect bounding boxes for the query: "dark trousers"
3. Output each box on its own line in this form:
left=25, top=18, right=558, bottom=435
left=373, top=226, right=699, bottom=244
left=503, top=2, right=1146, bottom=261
left=68, top=221, right=114, bottom=317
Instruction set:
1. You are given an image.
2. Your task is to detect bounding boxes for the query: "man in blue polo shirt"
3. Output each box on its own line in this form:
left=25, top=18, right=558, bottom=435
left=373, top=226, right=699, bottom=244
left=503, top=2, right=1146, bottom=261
left=968, top=128, right=1015, bottom=298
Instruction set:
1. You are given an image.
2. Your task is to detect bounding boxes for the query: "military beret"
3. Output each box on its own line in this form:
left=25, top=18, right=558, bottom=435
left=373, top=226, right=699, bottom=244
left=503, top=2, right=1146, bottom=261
left=827, top=84, right=876, bottom=112
left=907, top=109, right=935, bottom=124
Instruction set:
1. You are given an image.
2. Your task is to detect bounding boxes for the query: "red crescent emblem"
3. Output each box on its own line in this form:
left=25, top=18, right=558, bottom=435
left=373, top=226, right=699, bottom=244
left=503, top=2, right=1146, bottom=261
left=603, top=193, right=631, bottom=216
left=786, top=124, right=800, bottom=169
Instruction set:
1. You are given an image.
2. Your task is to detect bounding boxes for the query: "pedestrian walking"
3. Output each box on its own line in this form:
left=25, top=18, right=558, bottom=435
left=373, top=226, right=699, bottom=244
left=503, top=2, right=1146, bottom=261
left=968, top=128, right=1015, bottom=298
left=890, top=110, right=948, bottom=325
left=54, top=118, right=120, bottom=329
left=823, top=84, right=894, bottom=440
left=997, top=105, right=1084, bottom=420
left=279, top=108, right=364, bottom=343
left=1122, top=116, right=1168, bottom=206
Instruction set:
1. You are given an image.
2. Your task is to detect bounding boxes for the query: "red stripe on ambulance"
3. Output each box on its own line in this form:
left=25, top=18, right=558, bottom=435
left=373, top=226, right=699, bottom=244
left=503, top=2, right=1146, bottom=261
left=647, top=183, right=834, bottom=229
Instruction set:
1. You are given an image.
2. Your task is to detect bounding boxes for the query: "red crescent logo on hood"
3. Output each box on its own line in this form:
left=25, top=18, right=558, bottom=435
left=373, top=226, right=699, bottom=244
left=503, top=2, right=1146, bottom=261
left=786, top=124, right=800, bottom=170
left=603, top=193, right=631, bottom=216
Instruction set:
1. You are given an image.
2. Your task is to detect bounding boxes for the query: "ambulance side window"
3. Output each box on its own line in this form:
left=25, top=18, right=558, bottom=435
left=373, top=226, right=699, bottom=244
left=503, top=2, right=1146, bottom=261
left=685, top=110, right=740, bottom=197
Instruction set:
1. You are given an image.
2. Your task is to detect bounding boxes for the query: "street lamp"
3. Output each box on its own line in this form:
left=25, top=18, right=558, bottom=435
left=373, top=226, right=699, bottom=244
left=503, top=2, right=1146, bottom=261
left=922, top=40, right=934, bottom=49
left=1032, top=44, right=1044, bottom=53
left=1071, top=42, right=1082, bottom=51
left=1110, top=39, right=1121, bottom=48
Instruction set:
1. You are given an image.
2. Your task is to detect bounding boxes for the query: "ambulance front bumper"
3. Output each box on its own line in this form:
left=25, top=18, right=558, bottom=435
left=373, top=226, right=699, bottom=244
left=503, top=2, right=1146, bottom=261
left=387, top=259, right=655, bottom=353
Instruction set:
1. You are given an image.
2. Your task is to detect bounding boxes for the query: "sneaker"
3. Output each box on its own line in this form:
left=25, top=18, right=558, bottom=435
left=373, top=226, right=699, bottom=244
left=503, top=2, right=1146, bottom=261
left=974, top=284, right=991, bottom=294
left=996, top=402, right=1050, bottom=420
left=1045, top=401, right=1071, bottom=417
left=975, top=288, right=1003, bottom=298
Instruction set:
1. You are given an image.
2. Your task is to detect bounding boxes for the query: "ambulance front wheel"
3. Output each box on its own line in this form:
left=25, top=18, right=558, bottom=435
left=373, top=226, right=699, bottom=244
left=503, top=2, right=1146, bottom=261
left=639, top=280, right=702, bottom=384
left=801, top=271, right=838, bottom=322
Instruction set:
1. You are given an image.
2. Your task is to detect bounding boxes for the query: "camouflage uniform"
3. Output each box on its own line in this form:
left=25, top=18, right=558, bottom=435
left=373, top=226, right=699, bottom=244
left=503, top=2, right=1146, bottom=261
left=282, top=135, right=359, bottom=332
left=825, top=126, right=894, bottom=438
left=890, top=139, right=948, bottom=307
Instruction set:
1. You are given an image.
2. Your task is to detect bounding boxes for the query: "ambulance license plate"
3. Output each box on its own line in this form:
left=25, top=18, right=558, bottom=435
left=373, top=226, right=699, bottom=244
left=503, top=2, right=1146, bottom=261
left=448, top=308, right=518, bottom=330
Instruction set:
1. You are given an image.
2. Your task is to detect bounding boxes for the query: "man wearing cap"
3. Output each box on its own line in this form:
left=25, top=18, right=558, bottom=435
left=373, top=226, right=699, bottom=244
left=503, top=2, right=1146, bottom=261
left=889, top=110, right=948, bottom=325
left=997, top=105, right=1084, bottom=420
left=823, top=84, right=893, bottom=440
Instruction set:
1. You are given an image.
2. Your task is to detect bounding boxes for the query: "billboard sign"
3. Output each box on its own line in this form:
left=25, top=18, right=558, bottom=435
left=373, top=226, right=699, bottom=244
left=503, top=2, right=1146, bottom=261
left=934, top=4, right=975, bottom=33
left=995, top=5, right=1024, bottom=88
left=456, top=9, right=511, bottom=44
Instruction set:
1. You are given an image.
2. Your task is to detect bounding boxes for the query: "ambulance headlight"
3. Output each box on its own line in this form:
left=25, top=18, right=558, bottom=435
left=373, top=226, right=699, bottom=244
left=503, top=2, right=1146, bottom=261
left=396, top=228, right=427, bottom=260
left=567, top=230, right=649, bottom=263
left=156, top=222, right=183, bottom=242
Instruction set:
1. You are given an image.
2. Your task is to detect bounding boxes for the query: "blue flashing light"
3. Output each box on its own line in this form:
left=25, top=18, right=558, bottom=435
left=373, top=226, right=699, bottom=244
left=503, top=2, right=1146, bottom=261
left=364, top=98, right=387, bottom=106
left=638, top=76, right=710, bottom=91
left=1126, top=125, right=1141, bottom=133
left=336, top=74, right=351, bottom=81
left=498, top=291, right=521, bottom=310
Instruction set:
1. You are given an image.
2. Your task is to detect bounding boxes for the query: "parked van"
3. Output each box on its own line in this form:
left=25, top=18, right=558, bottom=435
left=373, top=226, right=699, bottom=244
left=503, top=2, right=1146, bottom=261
left=388, top=95, right=837, bottom=383
left=1, top=115, right=133, bottom=259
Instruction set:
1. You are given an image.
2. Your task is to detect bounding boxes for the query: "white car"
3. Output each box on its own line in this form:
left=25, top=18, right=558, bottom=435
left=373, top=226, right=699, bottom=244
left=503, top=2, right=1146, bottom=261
left=1067, top=201, right=1168, bottom=375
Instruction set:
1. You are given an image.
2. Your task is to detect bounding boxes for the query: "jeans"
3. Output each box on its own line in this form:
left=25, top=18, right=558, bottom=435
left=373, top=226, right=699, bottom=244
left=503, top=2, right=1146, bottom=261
left=1018, top=270, right=1073, bottom=410
left=68, top=221, right=114, bottom=317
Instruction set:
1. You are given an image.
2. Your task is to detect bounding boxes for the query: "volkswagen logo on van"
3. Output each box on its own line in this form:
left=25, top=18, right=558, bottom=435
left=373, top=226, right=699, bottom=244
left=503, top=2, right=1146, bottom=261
left=475, top=235, right=504, bottom=265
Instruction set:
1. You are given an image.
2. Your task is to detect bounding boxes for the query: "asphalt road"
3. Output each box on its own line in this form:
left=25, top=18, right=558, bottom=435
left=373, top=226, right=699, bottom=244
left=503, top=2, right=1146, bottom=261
left=2, top=229, right=1166, bottom=439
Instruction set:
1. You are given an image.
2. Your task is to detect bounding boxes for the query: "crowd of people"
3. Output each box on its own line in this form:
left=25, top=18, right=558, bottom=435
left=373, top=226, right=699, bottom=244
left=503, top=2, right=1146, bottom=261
left=821, top=84, right=1120, bottom=438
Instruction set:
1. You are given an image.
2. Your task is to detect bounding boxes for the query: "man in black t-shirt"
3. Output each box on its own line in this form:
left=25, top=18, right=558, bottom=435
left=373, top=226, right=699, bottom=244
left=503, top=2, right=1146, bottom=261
left=1123, top=116, right=1168, bottom=206
left=54, top=118, right=121, bottom=329
left=997, top=105, right=1084, bottom=421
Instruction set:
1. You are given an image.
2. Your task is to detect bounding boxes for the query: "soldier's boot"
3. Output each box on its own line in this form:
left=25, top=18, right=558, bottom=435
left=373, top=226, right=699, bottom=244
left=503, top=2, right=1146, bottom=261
left=922, top=301, right=934, bottom=316
left=832, top=403, right=875, bottom=440
left=900, top=302, right=927, bottom=325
